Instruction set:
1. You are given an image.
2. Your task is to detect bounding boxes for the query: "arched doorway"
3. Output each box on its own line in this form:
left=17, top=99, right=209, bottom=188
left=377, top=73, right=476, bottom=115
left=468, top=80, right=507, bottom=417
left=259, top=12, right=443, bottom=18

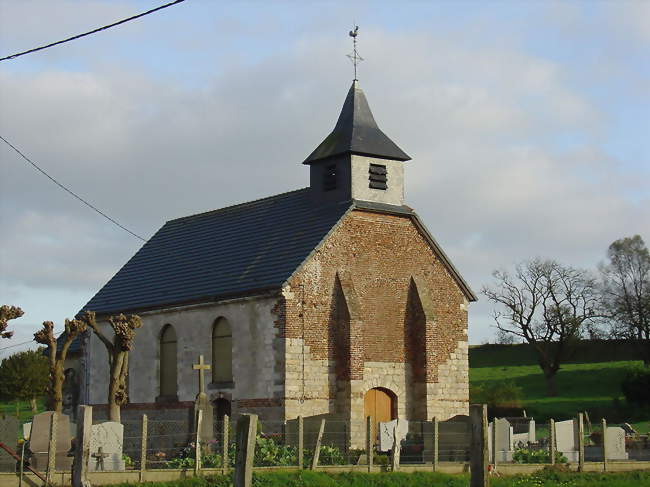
left=364, top=387, right=396, bottom=442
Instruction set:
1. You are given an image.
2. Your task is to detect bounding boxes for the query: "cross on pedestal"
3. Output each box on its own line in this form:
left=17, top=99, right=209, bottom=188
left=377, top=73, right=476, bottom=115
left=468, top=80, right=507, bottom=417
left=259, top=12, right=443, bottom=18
left=193, top=354, right=211, bottom=396
left=92, top=447, right=110, bottom=471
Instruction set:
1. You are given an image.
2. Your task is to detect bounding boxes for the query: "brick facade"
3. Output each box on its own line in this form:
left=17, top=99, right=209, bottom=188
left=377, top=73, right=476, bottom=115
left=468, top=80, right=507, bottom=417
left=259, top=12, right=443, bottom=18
left=275, top=209, right=470, bottom=442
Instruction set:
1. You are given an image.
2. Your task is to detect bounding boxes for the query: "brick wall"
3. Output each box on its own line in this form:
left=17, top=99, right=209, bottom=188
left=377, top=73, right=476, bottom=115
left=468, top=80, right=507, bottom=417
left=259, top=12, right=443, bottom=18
left=280, top=209, right=470, bottom=423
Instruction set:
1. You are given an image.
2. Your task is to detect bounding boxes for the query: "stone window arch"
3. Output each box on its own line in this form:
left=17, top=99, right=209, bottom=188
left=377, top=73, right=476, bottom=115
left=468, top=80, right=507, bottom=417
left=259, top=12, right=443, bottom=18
left=159, top=324, right=178, bottom=398
left=212, top=317, right=233, bottom=384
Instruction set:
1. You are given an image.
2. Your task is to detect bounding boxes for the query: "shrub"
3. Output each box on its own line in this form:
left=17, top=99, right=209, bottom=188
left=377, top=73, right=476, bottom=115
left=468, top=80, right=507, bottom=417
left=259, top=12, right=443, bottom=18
left=254, top=437, right=297, bottom=466
left=512, top=447, right=567, bottom=464
left=472, top=381, right=523, bottom=409
left=621, top=366, right=650, bottom=406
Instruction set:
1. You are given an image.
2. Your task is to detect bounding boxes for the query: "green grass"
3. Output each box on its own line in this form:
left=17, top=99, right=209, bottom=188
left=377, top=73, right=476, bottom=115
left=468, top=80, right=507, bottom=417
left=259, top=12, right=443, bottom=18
left=470, top=360, right=650, bottom=432
left=110, top=470, right=650, bottom=487
left=0, top=397, right=45, bottom=423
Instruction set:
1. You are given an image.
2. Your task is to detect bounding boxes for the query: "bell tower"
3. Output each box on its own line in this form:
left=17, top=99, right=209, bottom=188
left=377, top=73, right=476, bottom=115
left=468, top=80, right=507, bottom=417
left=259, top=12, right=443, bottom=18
left=304, top=81, right=411, bottom=206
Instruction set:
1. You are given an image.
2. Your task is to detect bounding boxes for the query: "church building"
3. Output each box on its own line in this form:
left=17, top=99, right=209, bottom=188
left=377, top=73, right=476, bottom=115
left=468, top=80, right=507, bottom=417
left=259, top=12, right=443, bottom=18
left=80, top=80, right=476, bottom=441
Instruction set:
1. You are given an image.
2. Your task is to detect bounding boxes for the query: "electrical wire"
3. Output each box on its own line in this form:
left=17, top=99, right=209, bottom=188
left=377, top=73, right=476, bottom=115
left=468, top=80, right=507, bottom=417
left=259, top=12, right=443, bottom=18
left=1, top=134, right=147, bottom=242
left=0, top=0, right=186, bottom=62
left=0, top=331, right=63, bottom=353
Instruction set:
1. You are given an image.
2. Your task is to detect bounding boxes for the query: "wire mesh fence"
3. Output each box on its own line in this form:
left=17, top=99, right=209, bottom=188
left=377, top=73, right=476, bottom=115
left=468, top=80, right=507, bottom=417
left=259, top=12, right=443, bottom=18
left=2, top=410, right=649, bottom=475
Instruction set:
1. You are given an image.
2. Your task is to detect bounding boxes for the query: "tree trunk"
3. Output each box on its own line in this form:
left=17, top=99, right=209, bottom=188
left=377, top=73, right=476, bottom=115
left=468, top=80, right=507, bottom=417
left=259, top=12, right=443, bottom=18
left=544, top=371, right=558, bottom=397
left=52, top=362, right=64, bottom=413
left=30, top=397, right=37, bottom=413
left=108, top=351, right=128, bottom=422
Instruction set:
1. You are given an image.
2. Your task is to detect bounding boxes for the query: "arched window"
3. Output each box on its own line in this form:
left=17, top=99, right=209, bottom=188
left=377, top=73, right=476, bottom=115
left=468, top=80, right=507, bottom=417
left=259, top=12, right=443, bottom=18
left=160, top=324, right=178, bottom=397
left=212, top=318, right=233, bottom=383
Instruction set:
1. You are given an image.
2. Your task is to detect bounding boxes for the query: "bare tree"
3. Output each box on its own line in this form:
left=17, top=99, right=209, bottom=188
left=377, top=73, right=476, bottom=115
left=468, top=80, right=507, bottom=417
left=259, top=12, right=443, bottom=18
left=0, top=305, right=24, bottom=339
left=34, top=319, right=87, bottom=412
left=482, top=259, right=599, bottom=396
left=600, top=235, right=650, bottom=366
left=81, top=311, right=142, bottom=422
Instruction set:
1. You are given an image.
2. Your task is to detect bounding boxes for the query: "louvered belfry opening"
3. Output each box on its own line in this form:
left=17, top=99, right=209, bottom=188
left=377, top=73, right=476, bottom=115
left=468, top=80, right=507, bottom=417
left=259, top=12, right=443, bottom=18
left=323, top=163, right=337, bottom=191
left=368, top=163, right=387, bottom=190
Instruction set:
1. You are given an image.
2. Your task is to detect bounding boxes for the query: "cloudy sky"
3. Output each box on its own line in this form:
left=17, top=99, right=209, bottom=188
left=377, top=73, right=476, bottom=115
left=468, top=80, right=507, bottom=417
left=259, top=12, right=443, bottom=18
left=1, top=0, right=648, bottom=357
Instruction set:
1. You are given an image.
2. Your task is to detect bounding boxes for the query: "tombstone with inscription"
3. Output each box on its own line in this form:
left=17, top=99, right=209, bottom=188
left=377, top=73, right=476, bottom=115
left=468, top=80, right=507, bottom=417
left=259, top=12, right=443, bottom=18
left=0, top=415, right=19, bottom=471
left=606, top=427, right=628, bottom=460
left=378, top=419, right=408, bottom=452
left=192, top=355, right=215, bottom=444
left=494, top=418, right=514, bottom=462
left=88, top=421, right=125, bottom=471
left=29, top=411, right=73, bottom=471
left=555, top=419, right=579, bottom=462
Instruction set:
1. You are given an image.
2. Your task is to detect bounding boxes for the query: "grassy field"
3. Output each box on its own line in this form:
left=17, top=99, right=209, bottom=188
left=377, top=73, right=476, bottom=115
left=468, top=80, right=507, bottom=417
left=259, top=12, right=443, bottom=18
left=469, top=343, right=650, bottom=433
left=0, top=398, right=45, bottom=423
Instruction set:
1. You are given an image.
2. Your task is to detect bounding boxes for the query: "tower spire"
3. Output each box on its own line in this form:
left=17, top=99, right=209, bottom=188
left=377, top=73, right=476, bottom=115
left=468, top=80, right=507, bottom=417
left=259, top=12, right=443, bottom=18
left=347, top=26, right=363, bottom=81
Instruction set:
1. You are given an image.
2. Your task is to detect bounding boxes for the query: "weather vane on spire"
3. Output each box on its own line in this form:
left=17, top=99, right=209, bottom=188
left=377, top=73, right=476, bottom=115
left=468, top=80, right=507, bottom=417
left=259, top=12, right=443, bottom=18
left=347, top=25, right=363, bottom=81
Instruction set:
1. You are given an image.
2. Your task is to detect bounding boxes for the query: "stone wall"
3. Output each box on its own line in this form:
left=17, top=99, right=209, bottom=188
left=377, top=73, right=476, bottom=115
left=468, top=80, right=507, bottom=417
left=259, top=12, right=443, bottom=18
left=86, top=295, right=284, bottom=422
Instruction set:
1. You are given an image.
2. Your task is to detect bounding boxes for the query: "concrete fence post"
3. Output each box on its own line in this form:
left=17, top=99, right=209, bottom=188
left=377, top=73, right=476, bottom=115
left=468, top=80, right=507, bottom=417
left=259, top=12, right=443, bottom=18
left=310, top=419, right=326, bottom=470
left=601, top=418, right=608, bottom=472
left=297, top=416, right=304, bottom=469
left=45, top=412, right=58, bottom=486
left=432, top=417, right=439, bottom=472
left=366, top=416, right=373, bottom=473
left=577, top=413, right=585, bottom=472
left=470, top=404, right=489, bottom=487
left=234, top=414, right=258, bottom=487
left=139, top=414, right=148, bottom=483
left=549, top=419, right=555, bottom=465
left=72, top=405, right=92, bottom=487
left=222, top=414, right=230, bottom=476
left=194, top=409, right=203, bottom=476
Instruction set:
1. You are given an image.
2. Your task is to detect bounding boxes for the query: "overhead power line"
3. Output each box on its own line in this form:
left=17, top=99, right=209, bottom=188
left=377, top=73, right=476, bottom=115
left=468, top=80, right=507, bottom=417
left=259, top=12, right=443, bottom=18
left=0, top=134, right=147, bottom=242
left=0, top=0, right=186, bottom=62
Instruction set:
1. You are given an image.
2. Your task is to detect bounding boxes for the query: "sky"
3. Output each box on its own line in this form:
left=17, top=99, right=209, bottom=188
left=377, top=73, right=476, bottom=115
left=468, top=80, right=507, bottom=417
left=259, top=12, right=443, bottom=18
left=1, top=0, right=648, bottom=358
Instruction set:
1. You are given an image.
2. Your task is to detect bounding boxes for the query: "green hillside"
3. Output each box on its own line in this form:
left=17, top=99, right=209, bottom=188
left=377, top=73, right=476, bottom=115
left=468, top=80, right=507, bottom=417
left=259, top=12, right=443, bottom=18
left=469, top=342, right=649, bottom=434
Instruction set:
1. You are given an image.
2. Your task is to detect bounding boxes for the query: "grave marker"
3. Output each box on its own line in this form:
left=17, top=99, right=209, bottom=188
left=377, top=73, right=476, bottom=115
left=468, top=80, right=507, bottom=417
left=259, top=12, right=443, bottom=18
left=29, top=411, right=73, bottom=471
left=192, top=355, right=214, bottom=444
left=0, top=415, right=19, bottom=471
left=88, top=421, right=125, bottom=471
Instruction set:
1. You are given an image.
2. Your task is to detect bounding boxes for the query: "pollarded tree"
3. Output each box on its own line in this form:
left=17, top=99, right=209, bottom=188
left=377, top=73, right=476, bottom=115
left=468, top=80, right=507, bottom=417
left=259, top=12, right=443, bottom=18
left=34, top=319, right=87, bottom=412
left=600, top=235, right=650, bottom=366
left=0, top=305, right=24, bottom=339
left=80, top=311, right=142, bottom=422
left=482, top=259, right=600, bottom=396
left=0, top=349, right=49, bottom=412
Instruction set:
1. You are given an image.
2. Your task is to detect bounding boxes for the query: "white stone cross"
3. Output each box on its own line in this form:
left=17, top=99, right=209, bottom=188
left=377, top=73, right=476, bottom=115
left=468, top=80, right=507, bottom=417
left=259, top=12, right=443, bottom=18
left=193, top=354, right=211, bottom=395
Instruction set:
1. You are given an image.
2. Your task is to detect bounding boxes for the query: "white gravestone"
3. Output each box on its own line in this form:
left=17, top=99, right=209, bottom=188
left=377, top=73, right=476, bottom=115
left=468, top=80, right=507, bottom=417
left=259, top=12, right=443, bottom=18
left=22, top=422, right=31, bottom=441
left=88, top=421, right=125, bottom=471
left=606, top=427, right=628, bottom=460
left=494, top=418, right=514, bottom=462
left=378, top=419, right=408, bottom=452
left=512, top=418, right=536, bottom=447
left=29, top=411, right=73, bottom=471
left=555, top=419, right=579, bottom=462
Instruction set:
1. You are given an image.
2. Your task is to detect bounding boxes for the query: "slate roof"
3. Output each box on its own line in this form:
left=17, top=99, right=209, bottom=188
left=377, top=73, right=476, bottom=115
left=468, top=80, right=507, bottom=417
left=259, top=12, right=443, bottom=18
left=82, top=189, right=351, bottom=315
left=304, top=80, right=411, bottom=164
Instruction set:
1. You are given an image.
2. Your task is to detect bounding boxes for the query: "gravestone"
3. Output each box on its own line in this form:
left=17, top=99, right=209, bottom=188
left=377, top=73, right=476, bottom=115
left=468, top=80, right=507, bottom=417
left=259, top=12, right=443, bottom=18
left=29, top=411, right=73, bottom=471
left=494, top=418, right=513, bottom=462
left=89, top=421, right=125, bottom=471
left=512, top=418, right=536, bottom=447
left=0, top=415, right=19, bottom=471
left=605, top=427, right=628, bottom=460
left=555, top=419, right=579, bottom=462
left=621, top=423, right=638, bottom=437
left=378, top=419, right=408, bottom=452
left=439, top=415, right=471, bottom=461
left=192, top=355, right=214, bottom=444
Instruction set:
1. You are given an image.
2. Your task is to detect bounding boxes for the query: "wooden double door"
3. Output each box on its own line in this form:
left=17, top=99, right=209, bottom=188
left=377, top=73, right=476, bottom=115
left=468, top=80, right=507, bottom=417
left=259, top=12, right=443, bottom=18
left=364, top=388, right=396, bottom=443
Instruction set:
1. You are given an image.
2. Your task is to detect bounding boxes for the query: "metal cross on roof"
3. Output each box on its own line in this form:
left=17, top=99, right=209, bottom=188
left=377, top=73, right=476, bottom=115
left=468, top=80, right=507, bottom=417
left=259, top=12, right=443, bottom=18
left=193, top=354, right=211, bottom=395
left=347, top=25, right=364, bottom=81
